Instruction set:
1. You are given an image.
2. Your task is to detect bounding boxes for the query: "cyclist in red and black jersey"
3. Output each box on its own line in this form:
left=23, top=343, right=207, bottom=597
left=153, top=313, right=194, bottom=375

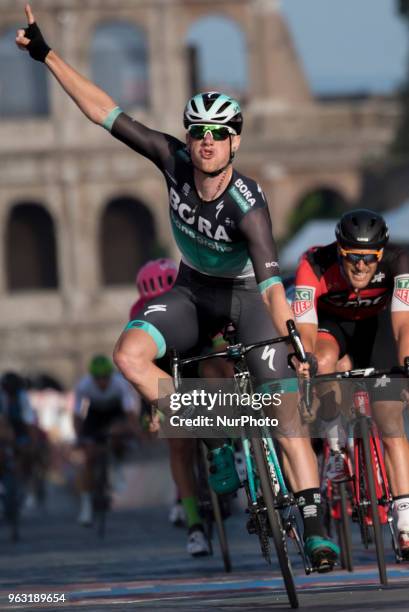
left=294, top=208, right=409, bottom=557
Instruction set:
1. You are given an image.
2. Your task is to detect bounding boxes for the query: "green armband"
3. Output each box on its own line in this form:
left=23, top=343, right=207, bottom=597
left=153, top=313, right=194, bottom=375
left=258, top=276, right=282, bottom=293
left=103, top=106, right=123, bottom=132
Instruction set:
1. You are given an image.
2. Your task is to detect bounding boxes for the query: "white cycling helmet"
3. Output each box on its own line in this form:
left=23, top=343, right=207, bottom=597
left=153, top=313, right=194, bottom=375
left=183, top=92, right=243, bottom=135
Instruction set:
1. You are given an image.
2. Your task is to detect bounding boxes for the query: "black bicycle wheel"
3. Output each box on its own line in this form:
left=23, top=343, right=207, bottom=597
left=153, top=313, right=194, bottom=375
left=3, top=455, right=22, bottom=542
left=200, top=443, right=232, bottom=572
left=358, top=417, right=387, bottom=585
left=96, top=501, right=106, bottom=538
left=323, top=497, right=333, bottom=539
left=93, top=452, right=109, bottom=539
left=33, top=464, right=47, bottom=508
left=3, top=470, right=20, bottom=542
left=93, top=491, right=106, bottom=539
left=252, top=437, right=299, bottom=609
left=338, top=482, right=353, bottom=572
left=195, top=444, right=214, bottom=554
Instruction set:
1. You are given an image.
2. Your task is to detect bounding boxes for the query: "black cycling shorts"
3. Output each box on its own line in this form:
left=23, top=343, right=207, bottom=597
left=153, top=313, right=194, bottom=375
left=82, top=405, right=126, bottom=439
left=318, top=308, right=405, bottom=402
left=127, top=262, right=295, bottom=390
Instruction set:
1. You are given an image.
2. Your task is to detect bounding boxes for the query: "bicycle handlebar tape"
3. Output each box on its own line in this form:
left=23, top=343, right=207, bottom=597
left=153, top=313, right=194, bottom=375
left=303, top=378, right=313, bottom=414
left=25, top=22, right=51, bottom=62
left=286, top=320, right=314, bottom=412
left=286, top=319, right=307, bottom=362
left=304, top=353, right=317, bottom=413
left=305, top=352, right=318, bottom=378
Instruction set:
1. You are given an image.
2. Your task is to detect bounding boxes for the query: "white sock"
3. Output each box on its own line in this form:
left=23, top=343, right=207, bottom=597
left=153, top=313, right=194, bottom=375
left=393, top=497, right=409, bottom=532
left=322, top=414, right=347, bottom=452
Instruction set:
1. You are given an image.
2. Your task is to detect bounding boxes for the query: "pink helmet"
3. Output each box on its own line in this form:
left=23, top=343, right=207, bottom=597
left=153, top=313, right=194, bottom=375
left=136, top=258, right=178, bottom=300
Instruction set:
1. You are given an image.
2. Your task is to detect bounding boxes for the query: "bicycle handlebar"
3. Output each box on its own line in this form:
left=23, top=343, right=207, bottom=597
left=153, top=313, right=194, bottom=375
left=286, top=320, right=312, bottom=412
left=173, top=319, right=303, bottom=369
left=286, top=320, right=307, bottom=363
left=171, top=319, right=314, bottom=412
left=309, top=364, right=409, bottom=384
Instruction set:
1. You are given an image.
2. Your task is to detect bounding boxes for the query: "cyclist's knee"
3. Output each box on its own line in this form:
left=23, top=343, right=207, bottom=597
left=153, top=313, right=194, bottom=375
left=316, top=351, right=338, bottom=374
left=113, top=337, right=155, bottom=382
left=315, top=337, right=339, bottom=373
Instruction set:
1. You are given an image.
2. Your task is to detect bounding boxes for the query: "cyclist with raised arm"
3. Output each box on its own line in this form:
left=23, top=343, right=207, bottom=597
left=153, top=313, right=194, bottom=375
left=74, top=355, right=139, bottom=525
left=293, top=208, right=409, bottom=558
left=17, top=5, right=339, bottom=569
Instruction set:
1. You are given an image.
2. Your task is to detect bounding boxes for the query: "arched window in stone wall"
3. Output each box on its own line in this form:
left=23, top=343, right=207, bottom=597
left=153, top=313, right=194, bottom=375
left=287, top=187, right=348, bottom=238
left=0, top=27, right=49, bottom=117
left=6, top=203, right=58, bottom=290
left=185, top=16, right=248, bottom=99
left=90, top=22, right=149, bottom=110
left=100, top=197, right=161, bottom=285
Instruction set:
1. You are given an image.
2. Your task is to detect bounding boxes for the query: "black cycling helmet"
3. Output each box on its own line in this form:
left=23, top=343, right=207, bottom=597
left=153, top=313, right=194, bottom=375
left=335, top=209, right=389, bottom=250
left=183, top=92, right=243, bottom=135
left=1, top=371, right=24, bottom=394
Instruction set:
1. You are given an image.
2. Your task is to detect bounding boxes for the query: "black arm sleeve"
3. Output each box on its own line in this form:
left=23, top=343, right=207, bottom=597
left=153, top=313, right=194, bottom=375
left=238, top=207, right=281, bottom=284
left=110, top=112, right=184, bottom=171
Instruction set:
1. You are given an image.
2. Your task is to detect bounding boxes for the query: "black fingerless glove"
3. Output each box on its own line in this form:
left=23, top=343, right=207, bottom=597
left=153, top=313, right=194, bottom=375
left=305, top=352, right=318, bottom=377
left=25, top=22, right=50, bottom=62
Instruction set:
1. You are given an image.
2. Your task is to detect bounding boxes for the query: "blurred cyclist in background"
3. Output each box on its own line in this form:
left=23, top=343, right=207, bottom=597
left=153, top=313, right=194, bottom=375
left=0, top=372, right=39, bottom=507
left=74, top=355, right=139, bottom=525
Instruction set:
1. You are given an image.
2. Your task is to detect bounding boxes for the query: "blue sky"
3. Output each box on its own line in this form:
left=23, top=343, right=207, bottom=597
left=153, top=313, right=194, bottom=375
left=282, top=0, right=408, bottom=93
left=189, top=0, right=409, bottom=95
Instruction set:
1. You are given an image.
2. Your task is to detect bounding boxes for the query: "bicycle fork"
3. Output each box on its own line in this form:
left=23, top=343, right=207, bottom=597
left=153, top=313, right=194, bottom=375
left=243, top=434, right=312, bottom=573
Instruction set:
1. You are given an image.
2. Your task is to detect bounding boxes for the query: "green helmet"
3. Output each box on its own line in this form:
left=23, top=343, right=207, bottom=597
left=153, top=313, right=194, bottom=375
left=88, top=355, right=114, bottom=378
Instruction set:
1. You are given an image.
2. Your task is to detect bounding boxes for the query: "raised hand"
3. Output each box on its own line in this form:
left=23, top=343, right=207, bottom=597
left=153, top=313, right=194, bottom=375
left=15, top=4, right=35, bottom=50
left=16, top=4, right=51, bottom=62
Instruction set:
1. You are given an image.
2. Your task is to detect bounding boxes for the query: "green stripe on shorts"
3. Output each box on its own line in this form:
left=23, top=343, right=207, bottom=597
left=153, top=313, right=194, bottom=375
left=124, top=320, right=166, bottom=359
